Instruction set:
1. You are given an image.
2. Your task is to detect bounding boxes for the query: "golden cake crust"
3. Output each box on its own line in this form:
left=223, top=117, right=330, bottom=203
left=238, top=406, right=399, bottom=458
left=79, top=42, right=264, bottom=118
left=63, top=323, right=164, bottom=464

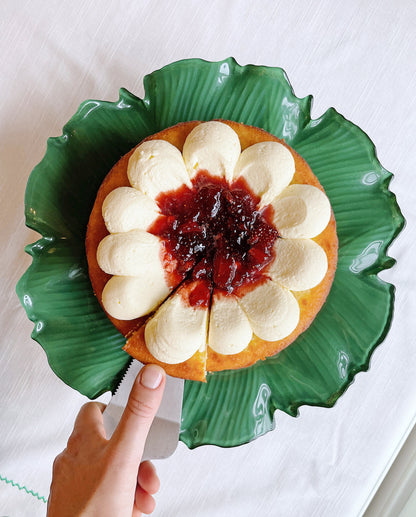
left=86, top=120, right=338, bottom=381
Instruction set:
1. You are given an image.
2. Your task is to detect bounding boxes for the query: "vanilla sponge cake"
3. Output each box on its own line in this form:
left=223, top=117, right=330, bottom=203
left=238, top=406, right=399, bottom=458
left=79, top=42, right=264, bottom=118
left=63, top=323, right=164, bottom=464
left=86, top=120, right=338, bottom=381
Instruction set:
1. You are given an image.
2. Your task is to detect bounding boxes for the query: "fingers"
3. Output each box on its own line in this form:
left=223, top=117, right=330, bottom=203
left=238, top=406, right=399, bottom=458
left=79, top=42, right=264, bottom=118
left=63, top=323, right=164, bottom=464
left=134, top=485, right=156, bottom=515
left=111, top=364, right=166, bottom=460
left=138, top=461, right=160, bottom=495
left=132, top=462, right=160, bottom=515
left=71, top=402, right=107, bottom=442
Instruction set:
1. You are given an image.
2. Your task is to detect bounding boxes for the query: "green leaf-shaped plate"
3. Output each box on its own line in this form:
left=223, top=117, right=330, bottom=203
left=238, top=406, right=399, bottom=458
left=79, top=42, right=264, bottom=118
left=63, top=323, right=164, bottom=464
left=16, top=58, right=404, bottom=448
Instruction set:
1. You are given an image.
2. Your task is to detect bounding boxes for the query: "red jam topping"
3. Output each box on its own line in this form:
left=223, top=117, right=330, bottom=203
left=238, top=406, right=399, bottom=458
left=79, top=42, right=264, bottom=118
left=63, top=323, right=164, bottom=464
left=149, top=171, right=279, bottom=304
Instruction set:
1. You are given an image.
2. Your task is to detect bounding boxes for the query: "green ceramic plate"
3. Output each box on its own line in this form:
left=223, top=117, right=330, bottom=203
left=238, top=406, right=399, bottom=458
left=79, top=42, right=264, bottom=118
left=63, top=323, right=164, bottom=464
left=16, top=58, right=404, bottom=449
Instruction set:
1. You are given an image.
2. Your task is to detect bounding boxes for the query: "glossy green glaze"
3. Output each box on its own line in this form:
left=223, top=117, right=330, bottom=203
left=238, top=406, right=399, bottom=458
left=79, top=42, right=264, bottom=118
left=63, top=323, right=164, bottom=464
left=16, top=58, right=404, bottom=448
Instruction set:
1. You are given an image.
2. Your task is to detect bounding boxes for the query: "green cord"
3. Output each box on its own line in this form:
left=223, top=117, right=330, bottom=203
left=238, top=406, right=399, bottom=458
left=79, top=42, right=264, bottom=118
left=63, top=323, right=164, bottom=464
left=0, top=474, right=47, bottom=504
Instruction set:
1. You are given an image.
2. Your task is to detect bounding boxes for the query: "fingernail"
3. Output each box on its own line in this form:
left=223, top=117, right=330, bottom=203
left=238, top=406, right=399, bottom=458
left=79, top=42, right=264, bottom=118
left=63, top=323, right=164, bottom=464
left=140, top=365, right=163, bottom=389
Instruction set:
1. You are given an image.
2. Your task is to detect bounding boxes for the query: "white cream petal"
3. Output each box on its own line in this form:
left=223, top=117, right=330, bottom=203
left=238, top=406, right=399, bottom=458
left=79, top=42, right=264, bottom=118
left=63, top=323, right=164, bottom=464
left=102, top=187, right=159, bottom=233
left=127, top=140, right=191, bottom=199
left=233, top=141, right=295, bottom=207
left=182, top=121, right=241, bottom=182
left=145, top=286, right=208, bottom=364
left=102, top=275, right=170, bottom=320
left=97, top=230, right=162, bottom=277
left=208, top=291, right=253, bottom=355
left=271, top=184, right=331, bottom=238
left=238, top=279, right=299, bottom=341
left=268, top=238, right=328, bottom=291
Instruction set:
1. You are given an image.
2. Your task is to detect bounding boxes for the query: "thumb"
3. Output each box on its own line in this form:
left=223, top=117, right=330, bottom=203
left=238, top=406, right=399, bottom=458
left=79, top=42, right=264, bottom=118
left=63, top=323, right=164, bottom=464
left=111, top=364, right=166, bottom=460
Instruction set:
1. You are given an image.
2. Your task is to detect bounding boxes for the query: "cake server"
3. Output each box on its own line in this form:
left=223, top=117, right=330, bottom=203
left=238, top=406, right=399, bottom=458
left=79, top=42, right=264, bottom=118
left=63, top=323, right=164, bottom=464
left=103, top=359, right=184, bottom=460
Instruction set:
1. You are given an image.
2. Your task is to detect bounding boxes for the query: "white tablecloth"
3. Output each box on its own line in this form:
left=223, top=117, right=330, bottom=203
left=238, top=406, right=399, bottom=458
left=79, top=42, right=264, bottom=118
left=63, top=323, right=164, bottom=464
left=1, top=1, right=415, bottom=516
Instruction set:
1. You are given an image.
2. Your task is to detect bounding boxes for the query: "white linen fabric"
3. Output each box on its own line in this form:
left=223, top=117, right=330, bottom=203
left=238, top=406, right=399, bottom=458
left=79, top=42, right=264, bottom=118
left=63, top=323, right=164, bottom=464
left=0, top=0, right=415, bottom=516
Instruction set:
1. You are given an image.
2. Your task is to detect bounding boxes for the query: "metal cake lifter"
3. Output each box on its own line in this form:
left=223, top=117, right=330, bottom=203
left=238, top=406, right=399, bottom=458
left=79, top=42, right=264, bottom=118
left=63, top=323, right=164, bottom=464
left=103, top=359, right=184, bottom=461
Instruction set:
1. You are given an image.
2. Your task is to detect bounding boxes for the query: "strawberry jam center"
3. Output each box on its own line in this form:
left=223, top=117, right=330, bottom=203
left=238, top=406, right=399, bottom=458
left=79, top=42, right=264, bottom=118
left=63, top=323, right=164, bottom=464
left=149, top=171, right=279, bottom=304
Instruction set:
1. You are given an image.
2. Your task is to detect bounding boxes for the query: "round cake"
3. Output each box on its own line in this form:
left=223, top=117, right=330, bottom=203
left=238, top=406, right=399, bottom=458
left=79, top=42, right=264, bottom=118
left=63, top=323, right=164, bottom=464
left=86, top=120, right=338, bottom=381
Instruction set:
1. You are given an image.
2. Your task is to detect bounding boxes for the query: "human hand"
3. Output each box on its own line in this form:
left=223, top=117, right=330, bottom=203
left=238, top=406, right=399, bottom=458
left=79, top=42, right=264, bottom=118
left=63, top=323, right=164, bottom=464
left=47, top=364, right=166, bottom=517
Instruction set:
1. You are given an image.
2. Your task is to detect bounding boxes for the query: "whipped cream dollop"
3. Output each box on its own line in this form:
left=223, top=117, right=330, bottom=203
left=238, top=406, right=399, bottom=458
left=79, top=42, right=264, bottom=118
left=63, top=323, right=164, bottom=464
left=145, top=283, right=209, bottom=364
left=96, top=121, right=333, bottom=365
left=102, top=275, right=170, bottom=321
left=97, top=230, right=171, bottom=320
left=127, top=140, right=191, bottom=199
left=238, top=279, right=300, bottom=341
left=208, top=291, right=253, bottom=355
left=102, top=187, right=159, bottom=233
left=233, top=141, right=295, bottom=207
left=97, top=230, right=162, bottom=277
left=271, top=184, right=331, bottom=238
left=183, top=121, right=241, bottom=182
left=268, top=238, right=328, bottom=291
